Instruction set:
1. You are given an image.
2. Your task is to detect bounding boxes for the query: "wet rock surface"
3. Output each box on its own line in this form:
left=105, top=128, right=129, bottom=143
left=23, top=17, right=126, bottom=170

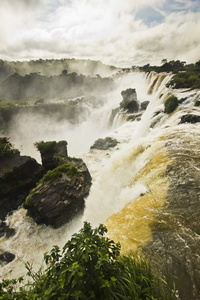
left=140, top=100, right=149, bottom=111
left=0, top=153, right=45, bottom=221
left=25, top=157, right=92, bottom=228
left=179, top=114, right=200, bottom=124
left=0, top=251, right=15, bottom=266
left=119, top=88, right=139, bottom=113
left=0, top=221, right=15, bottom=238
left=142, top=129, right=200, bottom=300
left=90, top=137, right=118, bottom=150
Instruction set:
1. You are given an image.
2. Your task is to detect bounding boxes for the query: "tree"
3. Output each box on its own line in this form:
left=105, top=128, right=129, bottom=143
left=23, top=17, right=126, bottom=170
left=161, top=59, right=167, bottom=65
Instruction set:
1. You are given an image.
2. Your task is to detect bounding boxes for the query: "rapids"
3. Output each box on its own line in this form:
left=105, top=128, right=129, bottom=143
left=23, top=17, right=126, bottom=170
left=1, top=71, right=200, bottom=299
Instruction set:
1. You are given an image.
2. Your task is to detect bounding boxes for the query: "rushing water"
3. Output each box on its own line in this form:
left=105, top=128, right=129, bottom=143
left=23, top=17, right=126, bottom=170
left=1, top=71, right=200, bottom=285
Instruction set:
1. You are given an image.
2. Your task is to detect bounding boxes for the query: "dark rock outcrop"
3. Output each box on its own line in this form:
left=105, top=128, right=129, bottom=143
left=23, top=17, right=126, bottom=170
left=179, top=114, right=200, bottom=124
left=24, top=157, right=92, bottom=228
left=142, top=130, right=200, bottom=300
left=120, top=88, right=139, bottom=113
left=0, top=221, right=15, bottom=238
left=127, top=113, right=142, bottom=122
left=90, top=137, right=118, bottom=151
left=0, top=153, right=45, bottom=221
left=0, top=251, right=15, bottom=265
left=140, top=101, right=149, bottom=111
left=35, top=140, right=68, bottom=170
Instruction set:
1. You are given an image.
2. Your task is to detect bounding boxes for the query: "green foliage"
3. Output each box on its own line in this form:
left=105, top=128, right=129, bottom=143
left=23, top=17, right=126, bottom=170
left=0, top=67, right=114, bottom=101
left=166, top=71, right=200, bottom=89
left=39, top=164, right=79, bottom=184
left=0, top=222, right=176, bottom=300
left=22, top=196, right=34, bottom=209
left=34, top=141, right=57, bottom=156
left=138, top=59, right=200, bottom=75
left=164, top=95, right=178, bottom=114
left=0, top=137, right=19, bottom=158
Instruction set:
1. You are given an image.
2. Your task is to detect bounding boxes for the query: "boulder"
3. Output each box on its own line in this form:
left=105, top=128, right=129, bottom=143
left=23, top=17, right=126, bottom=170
left=0, top=221, right=15, bottom=238
left=0, top=251, right=15, bottom=265
left=119, top=88, right=139, bottom=113
left=90, top=137, right=118, bottom=151
left=0, top=138, right=45, bottom=220
left=140, top=101, right=149, bottom=111
left=35, top=140, right=68, bottom=170
left=24, top=157, right=92, bottom=228
left=179, top=114, right=200, bottom=124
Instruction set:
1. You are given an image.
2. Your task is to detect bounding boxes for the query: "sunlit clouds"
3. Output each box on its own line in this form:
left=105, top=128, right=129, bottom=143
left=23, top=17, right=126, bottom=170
left=0, top=0, right=200, bottom=67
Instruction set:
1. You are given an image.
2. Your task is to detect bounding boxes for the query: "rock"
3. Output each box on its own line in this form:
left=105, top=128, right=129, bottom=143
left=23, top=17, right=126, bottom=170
left=0, top=146, right=45, bottom=221
left=90, top=137, right=118, bottom=150
left=109, top=108, right=119, bottom=125
left=35, top=140, right=68, bottom=170
left=142, top=131, right=200, bottom=300
left=140, top=101, right=149, bottom=111
left=119, top=88, right=139, bottom=113
left=0, top=221, right=15, bottom=238
left=179, top=114, right=200, bottom=124
left=127, top=113, right=142, bottom=122
left=0, top=251, right=15, bottom=265
left=24, top=157, right=92, bottom=228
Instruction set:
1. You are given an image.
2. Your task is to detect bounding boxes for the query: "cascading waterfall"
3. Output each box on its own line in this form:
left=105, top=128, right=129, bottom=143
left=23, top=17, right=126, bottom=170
left=1, top=70, right=199, bottom=293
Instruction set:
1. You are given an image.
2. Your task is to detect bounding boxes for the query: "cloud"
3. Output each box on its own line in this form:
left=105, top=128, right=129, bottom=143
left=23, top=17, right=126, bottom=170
left=0, top=0, right=200, bottom=67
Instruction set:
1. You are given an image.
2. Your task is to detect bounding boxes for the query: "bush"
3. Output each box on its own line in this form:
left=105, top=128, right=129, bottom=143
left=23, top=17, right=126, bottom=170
left=164, top=95, right=178, bottom=114
left=39, top=163, right=79, bottom=184
left=0, top=137, right=19, bottom=158
left=0, top=222, right=176, bottom=300
left=166, top=70, right=200, bottom=89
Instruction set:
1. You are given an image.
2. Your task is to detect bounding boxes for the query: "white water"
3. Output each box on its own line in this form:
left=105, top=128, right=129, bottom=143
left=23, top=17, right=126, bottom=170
left=1, top=71, right=200, bottom=280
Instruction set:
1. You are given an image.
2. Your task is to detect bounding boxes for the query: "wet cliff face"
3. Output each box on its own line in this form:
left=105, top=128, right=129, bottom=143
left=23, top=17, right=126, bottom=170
left=142, top=127, right=200, bottom=300
left=106, top=125, right=200, bottom=300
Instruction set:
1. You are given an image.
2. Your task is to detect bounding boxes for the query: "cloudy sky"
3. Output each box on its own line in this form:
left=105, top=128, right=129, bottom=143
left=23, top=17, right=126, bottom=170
left=0, top=0, right=200, bottom=67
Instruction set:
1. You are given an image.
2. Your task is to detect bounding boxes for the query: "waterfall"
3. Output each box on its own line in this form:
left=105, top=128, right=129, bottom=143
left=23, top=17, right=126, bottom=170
left=1, top=70, right=199, bottom=291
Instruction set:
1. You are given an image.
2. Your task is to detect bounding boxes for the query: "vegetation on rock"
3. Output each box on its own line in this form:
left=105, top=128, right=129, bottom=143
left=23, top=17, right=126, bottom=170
left=166, top=71, right=200, bottom=89
left=39, top=164, right=79, bottom=183
left=0, top=222, right=175, bottom=300
left=164, top=95, right=178, bottom=114
left=35, top=141, right=67, bottom=156
left=0, top=137, right=19, bottom=158
left=119, top=88, right=139, bottom=113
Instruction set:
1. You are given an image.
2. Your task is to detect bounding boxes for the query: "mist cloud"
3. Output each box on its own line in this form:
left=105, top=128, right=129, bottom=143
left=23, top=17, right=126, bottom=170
left=0, top=0, right=199, bottom=66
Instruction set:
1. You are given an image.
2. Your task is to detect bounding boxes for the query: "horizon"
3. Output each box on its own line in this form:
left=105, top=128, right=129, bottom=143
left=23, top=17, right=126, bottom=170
left=0, top=0, right=200, bottom=68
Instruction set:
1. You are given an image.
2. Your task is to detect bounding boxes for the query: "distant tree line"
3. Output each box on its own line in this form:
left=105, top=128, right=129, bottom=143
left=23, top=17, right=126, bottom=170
left=137, top=59, right=200, bottom=89
left=0, top=70, right=114, bottom=101
left=0, top=58, right=117, bottom=84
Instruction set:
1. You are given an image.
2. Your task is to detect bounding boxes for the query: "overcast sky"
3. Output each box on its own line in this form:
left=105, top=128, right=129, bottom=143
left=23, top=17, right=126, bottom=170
left=0, top=0, right=200, bottom=67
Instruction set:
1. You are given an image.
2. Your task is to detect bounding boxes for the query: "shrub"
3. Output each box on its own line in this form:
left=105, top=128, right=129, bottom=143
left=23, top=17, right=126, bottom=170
left=0, top=222, right=176, bottom=300
left=39, top=163, right=79, bottom=184
left=34, top=141, right=57, bottom=156
left=164, top=95, right=178, bottom=114
left=0, top=137, right=19, bottom=158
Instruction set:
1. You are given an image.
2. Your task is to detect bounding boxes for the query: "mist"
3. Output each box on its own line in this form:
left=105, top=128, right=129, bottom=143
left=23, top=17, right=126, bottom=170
left=3, top=71, right=149, bottom=163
